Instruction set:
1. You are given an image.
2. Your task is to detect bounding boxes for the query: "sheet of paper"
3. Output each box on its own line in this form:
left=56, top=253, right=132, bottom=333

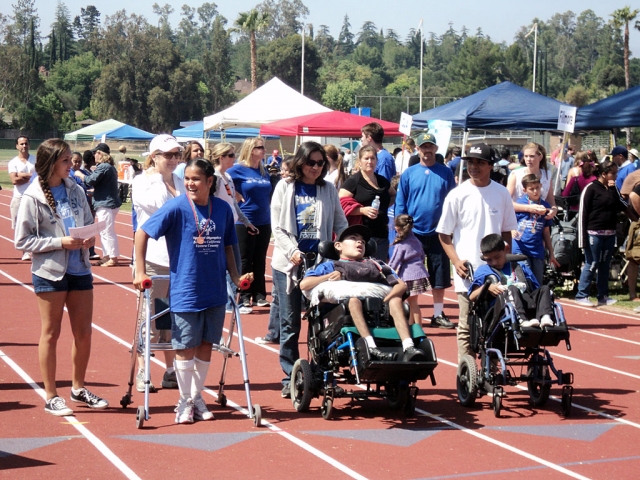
left=69, top=220, right=106, bottom=240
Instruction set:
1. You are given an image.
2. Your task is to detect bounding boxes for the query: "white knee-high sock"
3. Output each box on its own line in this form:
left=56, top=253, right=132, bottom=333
left=433, top=303, right=444, bottom=317
left=175, top=359, right=195, bottom=400
left=191, top=357, right=211, bottom=399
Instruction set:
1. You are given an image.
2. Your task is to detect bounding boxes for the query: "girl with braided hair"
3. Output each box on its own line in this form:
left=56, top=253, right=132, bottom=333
left=14, top=138, right=108, bottom=416
left=389, top=214, right=431, bottom=326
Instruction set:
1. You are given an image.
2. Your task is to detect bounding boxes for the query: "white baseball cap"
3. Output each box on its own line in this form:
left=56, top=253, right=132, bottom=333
left=149, top=134, right=182, bottom=154
left=630, top=148, right=639, bottom=160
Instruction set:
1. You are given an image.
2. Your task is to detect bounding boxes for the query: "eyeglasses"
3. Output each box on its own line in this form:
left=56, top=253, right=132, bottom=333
left=305, top=159, right=326, bottom=168
left=224, top=153, right=236, bottom=158
left=253, top=146, right=265, bottom=150
left=158, top=151, right=181, bottom=159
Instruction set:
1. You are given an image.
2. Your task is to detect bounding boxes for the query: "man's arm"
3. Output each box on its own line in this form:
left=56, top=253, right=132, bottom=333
left=9, top=171, right=31, bottom=185
left=439, top=232, right=469, bottom=278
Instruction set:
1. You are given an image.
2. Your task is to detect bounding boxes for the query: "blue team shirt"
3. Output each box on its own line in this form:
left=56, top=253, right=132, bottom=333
left=50, top=183, right=90, bottom=276
left=374, top=149, right=397, bottom=182
left=295, top=182, right=319, bottom=253
left=616, top=162, right=637, bottom=190
left=142, top=195, right=237, bottom=312
left=395, top=162, right=455, bottom=236
left=468, top=262, right=539, bottom=300
left=227, top=164, right=272, bottom=226
left=513, top=195, right=553, bottom=259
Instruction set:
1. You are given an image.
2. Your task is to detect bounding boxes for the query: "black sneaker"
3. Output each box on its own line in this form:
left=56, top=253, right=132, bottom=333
left=70, top=388, right=109, bottom=409
left=430, top=314, right=455, bottom=329
left=44, top=396, right=73, bottom=416
left=369, top=347, right=398, bottom=362
left=403, top=346, right=427, bottom=362
left=281, top=385, right=291, bottom=399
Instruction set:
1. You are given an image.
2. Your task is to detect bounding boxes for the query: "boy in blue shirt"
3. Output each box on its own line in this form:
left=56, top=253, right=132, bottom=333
left=513, top=174, right=560, bottom=284
left=469, top=234, right=554, bottom=329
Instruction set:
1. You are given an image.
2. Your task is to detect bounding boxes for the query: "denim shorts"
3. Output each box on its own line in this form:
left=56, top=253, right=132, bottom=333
left=171, top=305, right=225, bottom=350
left=32, top=273, right=93, bottom=294
left=415, top=233, right=452, bottom=290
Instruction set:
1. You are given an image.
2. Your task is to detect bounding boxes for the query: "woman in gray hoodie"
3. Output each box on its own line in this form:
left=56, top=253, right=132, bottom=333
left=14, top=139, right=109, bottom=416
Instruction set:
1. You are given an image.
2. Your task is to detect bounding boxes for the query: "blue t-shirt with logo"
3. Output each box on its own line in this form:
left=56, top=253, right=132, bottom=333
left=142, top=195, right=237, bottom=312
left=227, top=164, right=272, bottom=226
left=513, top=195, right=553, bottom=259
left=374, top=148, right=397, bottom=182
left=50, top=183, right=90, bottom=276
left=295, top=182, right=319, bottom=253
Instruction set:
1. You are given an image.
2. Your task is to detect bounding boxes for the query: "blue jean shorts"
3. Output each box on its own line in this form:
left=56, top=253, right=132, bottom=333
left=415, top=233, right=452, bottom=290
left=171, top=305, right=225, bottom=350
left=32, top=273, right=93, bottom=294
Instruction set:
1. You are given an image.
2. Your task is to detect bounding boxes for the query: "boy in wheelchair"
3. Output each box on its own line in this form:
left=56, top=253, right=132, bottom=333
left=469, top=234, right=555, bottom=330
left=299, top=225, right=426, bottom=363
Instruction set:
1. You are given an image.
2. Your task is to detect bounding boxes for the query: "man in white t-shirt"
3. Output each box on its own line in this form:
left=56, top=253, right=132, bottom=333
left=436, top=143, right=518, bottom=363
left=8, top=136, right=36, bottom=227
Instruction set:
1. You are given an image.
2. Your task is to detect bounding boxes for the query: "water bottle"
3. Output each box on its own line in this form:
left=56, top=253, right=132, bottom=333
left=513, top=219, right=527, bottom=240
left=371, top=195, right=380, bottom=212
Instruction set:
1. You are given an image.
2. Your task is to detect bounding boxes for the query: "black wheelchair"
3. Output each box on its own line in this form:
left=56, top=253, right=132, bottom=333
left=456, top=256, right=574, bottom=417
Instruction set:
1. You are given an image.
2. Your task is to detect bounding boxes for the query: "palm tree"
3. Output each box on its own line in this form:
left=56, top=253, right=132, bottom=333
left=613, top=6, right=639, bottom=90
left=233, top=10, right=269, bottom=91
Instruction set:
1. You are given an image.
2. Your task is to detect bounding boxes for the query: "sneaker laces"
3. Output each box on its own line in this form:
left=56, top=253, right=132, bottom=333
left=49, top=396, right=67, bottom=409
left=192, top=394, right=208, bottom=413
left=81, top=388, right=101, bottom=405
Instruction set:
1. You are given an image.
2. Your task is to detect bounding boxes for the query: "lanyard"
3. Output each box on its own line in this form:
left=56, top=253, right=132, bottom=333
left=188, top=196, right=212, bottom=244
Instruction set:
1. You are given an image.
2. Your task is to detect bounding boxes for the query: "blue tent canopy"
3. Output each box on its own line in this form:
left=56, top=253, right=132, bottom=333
left=93, top=124, right=155, bottom=141
left=173, top=122, right=279, bottom=140
left=575, top=85, right=640, bottom=130
left=412, top=82, right=570, bottom=131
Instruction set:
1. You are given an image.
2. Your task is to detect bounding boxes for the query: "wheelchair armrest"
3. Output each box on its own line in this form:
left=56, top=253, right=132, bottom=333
left=506, top=254, right=528, bottom=262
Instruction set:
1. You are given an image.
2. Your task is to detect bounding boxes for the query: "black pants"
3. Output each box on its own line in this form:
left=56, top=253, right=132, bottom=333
left=236, top=223, right=271, bottom=304
left=492, top=285, right=553, bottom=324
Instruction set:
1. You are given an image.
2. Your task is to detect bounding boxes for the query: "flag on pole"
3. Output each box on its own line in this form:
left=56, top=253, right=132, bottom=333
left=525, top=22, right=537, bottom=38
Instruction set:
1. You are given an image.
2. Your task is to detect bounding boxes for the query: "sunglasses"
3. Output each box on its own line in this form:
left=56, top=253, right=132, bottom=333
left=305, top=159, right=326, bottom=168
left=253, top=146, right=265, bottom=150
left=225, top=153, right=236, bottom=158
left=158, top=151, right=181, bottom=159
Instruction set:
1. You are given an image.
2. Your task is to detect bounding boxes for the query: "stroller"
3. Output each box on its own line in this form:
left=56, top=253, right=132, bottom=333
left=291, top=240, right=438, bottom=419
left=120, top=276, right=262, bottom=428
left=456, top=256, right=574, bottom=418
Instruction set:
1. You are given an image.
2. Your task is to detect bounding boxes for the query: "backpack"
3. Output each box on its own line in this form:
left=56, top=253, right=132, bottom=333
left=551, top=218, right=579, bottom=273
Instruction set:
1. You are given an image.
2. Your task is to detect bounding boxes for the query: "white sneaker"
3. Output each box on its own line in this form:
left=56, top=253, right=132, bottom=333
left=520, top=318, right=540, bottom=328
left=174, top=398, right=195, bottom=424
left=192, top=393, right=214, bottom=421
left=597, top=297, right=617, bottom=307
left=21, top=252, right=31, bottom=261
left=238, top=305, right=253, bottom=315
left=540, top=315, right=554, bottom=328
left=575, top=297, right=596, bottom=307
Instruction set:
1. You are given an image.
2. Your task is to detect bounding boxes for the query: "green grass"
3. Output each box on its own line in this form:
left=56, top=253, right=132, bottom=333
left=552, top=276, right=639, bottom=312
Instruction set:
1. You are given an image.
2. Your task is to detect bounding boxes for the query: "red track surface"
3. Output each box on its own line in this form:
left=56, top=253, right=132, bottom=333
left=1, top=187, right=640, bottom=479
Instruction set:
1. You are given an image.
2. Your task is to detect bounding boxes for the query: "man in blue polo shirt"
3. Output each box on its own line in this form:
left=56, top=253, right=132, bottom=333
left=361, top=122, right=396, bottom=182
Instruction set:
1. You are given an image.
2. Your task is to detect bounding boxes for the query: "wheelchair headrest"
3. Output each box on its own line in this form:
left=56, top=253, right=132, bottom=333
left=506, top=254, right=528, bottom=263
left=318, top=239, right=378, bottom=260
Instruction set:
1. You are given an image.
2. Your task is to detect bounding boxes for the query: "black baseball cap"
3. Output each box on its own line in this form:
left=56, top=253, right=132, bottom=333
left=92, top=143, right=111, bottom=155
left=462, top=143, right=494, bottom=163
left=337, top=225, right=372, bottom=242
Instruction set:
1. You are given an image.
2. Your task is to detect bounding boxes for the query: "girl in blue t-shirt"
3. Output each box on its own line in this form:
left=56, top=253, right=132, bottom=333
left=14, top=139, right=107, bottom=416
left=227, top=137, right=273, bottom=311
left=134, top=158, right=252, bottom=424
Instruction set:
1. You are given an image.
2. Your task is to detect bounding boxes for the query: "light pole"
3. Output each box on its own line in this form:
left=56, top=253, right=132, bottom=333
left=301, top=25, right=305, bottom=94
left=419, top=19, right=423, bottom=112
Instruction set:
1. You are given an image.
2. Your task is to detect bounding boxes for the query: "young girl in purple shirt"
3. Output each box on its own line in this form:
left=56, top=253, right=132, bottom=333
left=389, top=214, right=431, bottom=325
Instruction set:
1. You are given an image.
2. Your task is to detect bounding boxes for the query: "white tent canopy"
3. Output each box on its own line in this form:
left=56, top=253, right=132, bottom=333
left=203, top=77, right=331, bottom=131
left=64, top=119, right=125, bottom=141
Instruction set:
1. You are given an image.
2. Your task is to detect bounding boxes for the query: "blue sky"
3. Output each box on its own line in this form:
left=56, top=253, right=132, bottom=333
left=3, top=0, right=639, bottom=57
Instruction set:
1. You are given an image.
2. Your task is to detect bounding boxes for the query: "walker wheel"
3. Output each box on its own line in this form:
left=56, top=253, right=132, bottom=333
left=218, top=393, right=227, bottom=408
left=120, top=394, right=132, bottom=409
left=253, top=404, right=262, bottom=427
left=136, top=405, right=145, bottom=429
left=492, top=391, right=502, bottom=418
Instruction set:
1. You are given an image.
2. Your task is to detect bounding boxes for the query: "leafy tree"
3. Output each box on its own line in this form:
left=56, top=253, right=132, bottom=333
left=356, top=21, right=382, bottom=49
left=9, top=0, right=40, bottom=46
left=152, top=3, right=175, bottom=40
left=233, top=9, right=270, bottom=91
left=322, top=78, right=366, bottom=111
left=315, top=24, right=334, bottom=61
left=72, top=5, right=100, bottom=53
left=258, top=0, right=309, bottom=40
left=502, top=43, right=529, bottom=86
left=257, top=33, right=322, bottom=99
left=447, top=35, right=502, bottom=97
left=202, top=15, right=236, bottom=113
left=564, top=84, right=589, bottom=106
left=335, top=14, right=354, bottom=57
left=612, top=6, right=639, bottom=89
left=46, top=51, right=102, bottom=110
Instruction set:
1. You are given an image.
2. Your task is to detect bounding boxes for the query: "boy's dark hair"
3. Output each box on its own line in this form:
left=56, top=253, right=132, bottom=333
left=521, top=173, right=541, bottom=189
left=480, top=234, right=505, bottom=255
left=452, top=146, right=462, bottom=157
left=389, top=174, right=400, bottom=191
left=500, top=148, right=510, bottom=159
left=361, top=122, right=384, bottom=144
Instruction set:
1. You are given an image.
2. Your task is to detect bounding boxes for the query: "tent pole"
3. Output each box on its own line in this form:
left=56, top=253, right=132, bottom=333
left=294, top=135, right=299, bottom=154
left=459, top=130, right=469, bottom=185
left=554, top=132, right=568, bottom=194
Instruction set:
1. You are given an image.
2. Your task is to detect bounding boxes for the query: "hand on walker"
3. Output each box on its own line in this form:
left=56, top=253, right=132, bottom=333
left=235, top=272, right=254, bottom=290
left=133, top=273, right=152, bottom=291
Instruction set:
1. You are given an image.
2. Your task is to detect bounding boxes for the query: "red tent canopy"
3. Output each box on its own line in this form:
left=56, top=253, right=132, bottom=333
left=259, top=111, right=403, bottom=137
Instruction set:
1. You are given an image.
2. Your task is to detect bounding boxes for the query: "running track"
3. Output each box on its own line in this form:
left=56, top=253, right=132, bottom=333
left=0, top=187, right=639, bottom=479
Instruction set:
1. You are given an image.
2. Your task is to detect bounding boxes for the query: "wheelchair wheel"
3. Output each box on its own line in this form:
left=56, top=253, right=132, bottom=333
left=404, top=393, right=416, bottom=417
left=527, top=354, right=551, bottom=406
left=561, top=386, right=573, bottom=417
left=321, top=395, right=333, bottom=420
left=386, top=382, right=409, bottom=410
left=457, top=355, right=478, bottom=407
left=492, top=388, right=503, bottom=418
left=292, top=359, right=313, bottom=412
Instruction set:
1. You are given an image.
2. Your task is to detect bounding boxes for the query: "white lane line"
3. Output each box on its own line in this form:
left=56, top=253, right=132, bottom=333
left=570, top=327, right=640, bottom=346
left=551, top=352, right=640, bottom=380
left=0, top=349, right=140, bottom=480
left=0, top=269, right=370, bottom=480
